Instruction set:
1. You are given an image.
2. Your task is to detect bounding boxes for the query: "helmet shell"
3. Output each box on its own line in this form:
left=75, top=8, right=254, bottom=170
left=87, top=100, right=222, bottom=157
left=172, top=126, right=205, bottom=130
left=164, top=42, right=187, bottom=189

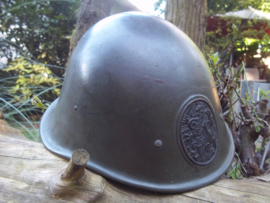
left=40, top=12, right=234, bottom=193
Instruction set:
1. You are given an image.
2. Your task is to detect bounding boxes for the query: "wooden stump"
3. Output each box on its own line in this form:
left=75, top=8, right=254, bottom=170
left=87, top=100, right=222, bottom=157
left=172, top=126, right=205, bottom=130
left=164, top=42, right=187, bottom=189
left=48, top=149, right=104, bottom=201
left=61, top=149, right=90, bottom=181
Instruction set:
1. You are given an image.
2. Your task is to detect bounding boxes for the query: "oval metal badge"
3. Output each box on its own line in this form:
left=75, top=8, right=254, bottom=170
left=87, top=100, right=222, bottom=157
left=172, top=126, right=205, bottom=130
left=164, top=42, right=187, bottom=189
left=180, top=99, right=218, bottom=165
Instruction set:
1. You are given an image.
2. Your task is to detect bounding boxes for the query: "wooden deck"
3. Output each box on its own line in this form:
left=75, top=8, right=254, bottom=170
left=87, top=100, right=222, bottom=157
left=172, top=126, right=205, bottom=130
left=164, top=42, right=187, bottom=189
left=0, top=119, right=270, bottom=202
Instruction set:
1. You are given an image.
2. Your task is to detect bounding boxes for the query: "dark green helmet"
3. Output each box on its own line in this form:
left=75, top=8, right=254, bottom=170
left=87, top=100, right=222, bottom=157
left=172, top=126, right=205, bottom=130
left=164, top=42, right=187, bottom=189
left=40, top=12, right=234, bottom=193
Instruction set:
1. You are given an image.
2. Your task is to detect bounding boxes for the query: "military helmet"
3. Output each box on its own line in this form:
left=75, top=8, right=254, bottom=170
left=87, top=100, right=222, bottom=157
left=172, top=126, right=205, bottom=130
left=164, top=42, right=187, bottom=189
left=40, top=12, right=234, bottom=193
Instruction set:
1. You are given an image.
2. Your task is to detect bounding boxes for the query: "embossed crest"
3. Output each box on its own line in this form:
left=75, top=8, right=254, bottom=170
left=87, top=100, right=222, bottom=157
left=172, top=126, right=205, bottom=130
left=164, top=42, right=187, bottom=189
left=180, top=100, right=218, bottom=165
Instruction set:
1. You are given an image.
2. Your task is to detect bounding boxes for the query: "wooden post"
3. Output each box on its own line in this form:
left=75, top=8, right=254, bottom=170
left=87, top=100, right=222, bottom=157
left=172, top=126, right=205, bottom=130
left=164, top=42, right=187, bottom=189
left=49, top=149, right=102, bottom=201
left=61, top=149, right=90, bottom=181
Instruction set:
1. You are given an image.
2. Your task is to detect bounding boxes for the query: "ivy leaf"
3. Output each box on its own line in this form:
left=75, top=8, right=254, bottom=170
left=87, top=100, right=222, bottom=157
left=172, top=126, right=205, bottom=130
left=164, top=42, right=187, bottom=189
left=228, top=162, right=243, bottom=179
left=213, top=52, right=219, bottom=64
left=228, top=169, right=236, bottom=179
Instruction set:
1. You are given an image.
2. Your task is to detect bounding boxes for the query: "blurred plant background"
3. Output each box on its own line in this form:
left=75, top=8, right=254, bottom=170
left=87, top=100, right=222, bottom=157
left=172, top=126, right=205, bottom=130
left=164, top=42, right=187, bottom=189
left=0, top=0, right=80, bottom=141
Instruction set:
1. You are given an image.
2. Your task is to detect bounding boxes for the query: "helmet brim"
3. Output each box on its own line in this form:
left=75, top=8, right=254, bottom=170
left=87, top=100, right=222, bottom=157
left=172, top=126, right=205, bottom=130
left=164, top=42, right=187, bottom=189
left=40, top=98, right=234, bottom=193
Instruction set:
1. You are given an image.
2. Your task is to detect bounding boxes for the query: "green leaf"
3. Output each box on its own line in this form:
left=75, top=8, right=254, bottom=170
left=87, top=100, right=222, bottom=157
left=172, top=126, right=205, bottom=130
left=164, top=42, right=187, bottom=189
left=33, top=95, right=41, bottom=103
left=228, top=169, right=236, bottom=179
left=35, top=102, right=44, bottom=109
left=213, top=52, right=219, bottom=64
left=245, top=93, right=250, bottom=100
left=265, top=90, right=270, bottom=96
left=256, top=147, right=261, bottom=152
left=228, top=162, right=243, bottom=179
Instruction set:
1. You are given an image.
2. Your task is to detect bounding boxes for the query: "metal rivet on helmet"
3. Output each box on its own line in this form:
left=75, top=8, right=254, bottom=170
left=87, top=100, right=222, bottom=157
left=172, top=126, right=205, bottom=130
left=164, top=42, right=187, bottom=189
left=154, top=140, right=163, bottom=147
left=40, top=12, right=234, bottom=193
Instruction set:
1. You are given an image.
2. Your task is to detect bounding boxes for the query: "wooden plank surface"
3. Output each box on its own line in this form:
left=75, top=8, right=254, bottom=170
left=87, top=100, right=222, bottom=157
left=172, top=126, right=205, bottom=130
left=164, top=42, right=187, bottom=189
left=0, top=121, right=270, bottom=202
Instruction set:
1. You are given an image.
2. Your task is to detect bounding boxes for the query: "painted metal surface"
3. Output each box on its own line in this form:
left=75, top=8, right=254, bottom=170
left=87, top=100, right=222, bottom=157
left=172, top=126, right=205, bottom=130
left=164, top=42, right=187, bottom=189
left=40, top=12, right=234, bottom=193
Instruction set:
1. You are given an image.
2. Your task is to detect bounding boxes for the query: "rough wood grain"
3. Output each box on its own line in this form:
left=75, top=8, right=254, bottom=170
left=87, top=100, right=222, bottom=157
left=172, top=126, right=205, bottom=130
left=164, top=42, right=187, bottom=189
left=258, top=174, right=270, bottom=182
left=0, top=122, right=270, bottom=202
left=69, top=0, right=113, bottom=57
left=0, top=120, right=24, bottom=137
left=61, top=149, right=90, bottom=181
left=165, top=0, right=207, bottom=53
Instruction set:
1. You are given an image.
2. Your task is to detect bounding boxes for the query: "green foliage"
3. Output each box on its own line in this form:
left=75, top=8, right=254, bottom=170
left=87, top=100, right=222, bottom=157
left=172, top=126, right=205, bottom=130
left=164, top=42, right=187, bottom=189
left=156, top=1, right=270, bottom=66
left=151, top=0, right=270, bottom=17
left=255, top=123, right=263, bottom=132
left=0, top=58, right=62, bottom=141
left=258, top=89, right=270, bottom=99
left=208, top=51, right=270, bottom=176
left=3, top=57, right=61, bottom=100
left=31, top=95, right=48, bottom=112
left=206, top=0, right=270, bottom=66
left=207, top=0, right=267, bottom=16
left=208, top=52, right=220, bottom=65
left=228, top=162, right=243, bottom=179
left=206, top=17, right=270, bottom=56
left=207, top=51, right=227, bottom=81
left=0, top=1, right=73, bottom=140
left=0, top=0, right=79, bottom=74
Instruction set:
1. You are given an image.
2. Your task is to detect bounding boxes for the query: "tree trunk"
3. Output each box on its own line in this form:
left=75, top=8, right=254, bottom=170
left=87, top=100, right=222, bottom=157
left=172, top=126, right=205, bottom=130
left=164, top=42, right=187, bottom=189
left=165, top=0, right=207, bottom=53
left=69, top=0, right=114, bottom=57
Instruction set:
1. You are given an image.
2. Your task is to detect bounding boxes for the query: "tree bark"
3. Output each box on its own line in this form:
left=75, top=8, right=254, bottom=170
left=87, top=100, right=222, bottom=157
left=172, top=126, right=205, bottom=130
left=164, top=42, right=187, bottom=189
left=165, top=0, right=207, bottom=53
left=69, top=0, right=114, bottom=56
